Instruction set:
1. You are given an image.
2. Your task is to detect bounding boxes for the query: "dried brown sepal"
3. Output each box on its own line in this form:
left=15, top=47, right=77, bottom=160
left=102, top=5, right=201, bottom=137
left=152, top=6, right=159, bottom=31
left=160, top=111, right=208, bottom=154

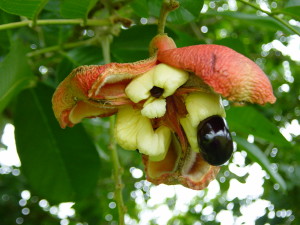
left=143, top=135, right=220, bottom=190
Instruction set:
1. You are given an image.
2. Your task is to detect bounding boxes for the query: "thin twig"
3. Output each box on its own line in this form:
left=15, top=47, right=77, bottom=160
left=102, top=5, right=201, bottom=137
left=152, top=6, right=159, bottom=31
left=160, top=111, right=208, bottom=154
left=237, top=0, right=300, bottom=36
left=0, top=18, right=111, bottom=31
left=27, top=38, right=96, bottom=57
left=157, top=0, right=179, bottom=34
left=101, top=35, right=126, bottom=225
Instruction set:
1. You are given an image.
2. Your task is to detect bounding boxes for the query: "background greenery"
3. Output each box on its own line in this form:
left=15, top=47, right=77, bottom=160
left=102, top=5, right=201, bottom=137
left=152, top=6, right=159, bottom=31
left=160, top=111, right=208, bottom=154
left=0, top=0, right=299, bottom=224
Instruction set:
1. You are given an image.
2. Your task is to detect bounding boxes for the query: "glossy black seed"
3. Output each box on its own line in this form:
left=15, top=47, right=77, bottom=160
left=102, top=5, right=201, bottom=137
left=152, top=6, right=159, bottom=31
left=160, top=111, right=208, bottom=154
left=150, top=86, right=164, bottom=98
left=197, top=115, right=233, bottom=166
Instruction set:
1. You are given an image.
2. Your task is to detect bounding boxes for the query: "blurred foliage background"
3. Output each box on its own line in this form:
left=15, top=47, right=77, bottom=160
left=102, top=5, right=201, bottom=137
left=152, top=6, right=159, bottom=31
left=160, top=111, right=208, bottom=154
left=0, top=0, right=299, bottom=224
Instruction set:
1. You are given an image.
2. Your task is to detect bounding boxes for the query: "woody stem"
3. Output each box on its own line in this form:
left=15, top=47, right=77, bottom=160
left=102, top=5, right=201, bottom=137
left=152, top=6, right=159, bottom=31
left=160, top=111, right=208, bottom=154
left=157, top=0, right=179, bottom=34
left=101, top=35, right=126, bottom=225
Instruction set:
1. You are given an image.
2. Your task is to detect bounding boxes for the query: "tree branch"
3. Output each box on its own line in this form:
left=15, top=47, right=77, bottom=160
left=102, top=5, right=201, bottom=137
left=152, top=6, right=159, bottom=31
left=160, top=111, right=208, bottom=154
left=237, top=0, right=300, bottom=36
left=0, top=18, right=111, bottom=31
left=27, top=39, right=96, bottom=57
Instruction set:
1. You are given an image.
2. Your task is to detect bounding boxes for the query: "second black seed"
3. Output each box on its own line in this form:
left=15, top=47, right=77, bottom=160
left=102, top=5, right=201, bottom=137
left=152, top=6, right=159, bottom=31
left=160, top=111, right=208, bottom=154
left=150, top=86, right=164, bottom=98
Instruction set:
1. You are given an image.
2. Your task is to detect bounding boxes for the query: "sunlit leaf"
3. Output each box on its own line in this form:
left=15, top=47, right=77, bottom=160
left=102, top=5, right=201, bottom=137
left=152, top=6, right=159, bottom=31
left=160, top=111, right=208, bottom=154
left=0, top=42, right=35, bottom=114
left=234, top=136, right=287, bottom=191
left=285, top=0, right=300, bottom=8
left=0, top=0, right=48, bottom=19
left=14, top=84, right=101, bottom=203
left=278, top=0, right=300, bottom=20
left=226, top=106, right=290, bottom=147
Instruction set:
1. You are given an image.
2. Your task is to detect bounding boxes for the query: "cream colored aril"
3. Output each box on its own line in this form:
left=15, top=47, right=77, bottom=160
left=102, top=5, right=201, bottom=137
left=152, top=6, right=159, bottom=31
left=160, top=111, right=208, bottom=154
left=115, top=105, right=171, bottom=161
left=125, top=63, right=189, bottom=119
left=141, top=97, right=166, bottom=119
left=180, top=92, right=226, bottom=152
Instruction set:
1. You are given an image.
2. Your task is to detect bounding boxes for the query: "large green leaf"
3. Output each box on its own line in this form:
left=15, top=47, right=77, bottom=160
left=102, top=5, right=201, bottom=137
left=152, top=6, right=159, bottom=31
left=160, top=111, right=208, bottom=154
left=278, top=0, right=300, bottom=20
left=111, top=25, right=158, bottom=62
left=0, top=42, right=35, bottom=114
left=130, top=0, right=149, bottom=18
left=180, top=0, right=204, bottom=17
left=234, top=136, right=287, bottom=191
left=0, top=0, right=48, bottom=19
left=226, top=106, right=290, bottom=147
left=61, top=0, right=98, bottom=19
left=66, top=45, right=103, bottom=66
left=284, top=0, right=300, bottom=8
left=14, top=84, right=101, bottom=203
left=214, top=37, right=248, bottom=57
left=0, top=11, right=18, bottom=55
left=167, top=7, right=195, bottom=24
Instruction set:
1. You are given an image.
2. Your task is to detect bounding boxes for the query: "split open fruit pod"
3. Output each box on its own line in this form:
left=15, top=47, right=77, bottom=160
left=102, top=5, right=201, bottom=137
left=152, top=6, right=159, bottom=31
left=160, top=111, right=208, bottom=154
left=52, top=34, right=275, bottom=190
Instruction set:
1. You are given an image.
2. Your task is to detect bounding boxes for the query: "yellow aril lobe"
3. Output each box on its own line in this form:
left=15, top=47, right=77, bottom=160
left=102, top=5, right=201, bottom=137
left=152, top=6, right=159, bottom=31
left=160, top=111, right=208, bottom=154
left=125, top=63, right=189, bottom=119
left=115, top=105, right=171, bottom=161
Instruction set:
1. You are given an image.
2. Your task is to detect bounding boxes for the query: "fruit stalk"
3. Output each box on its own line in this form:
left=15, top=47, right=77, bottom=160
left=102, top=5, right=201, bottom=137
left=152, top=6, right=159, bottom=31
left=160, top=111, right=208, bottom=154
left=101, top=35, right=126, bottom=225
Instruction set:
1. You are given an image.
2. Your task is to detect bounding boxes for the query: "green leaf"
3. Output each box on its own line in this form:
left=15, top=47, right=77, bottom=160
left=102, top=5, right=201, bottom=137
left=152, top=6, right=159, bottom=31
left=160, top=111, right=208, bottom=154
left=280, top=7, right=300, bottom=20
left=284, top=0, right=300, bottom=7
left=278, top=1, right=300, bottom=20
left=111, top=25, right=157, bottom=62
left=179, top=0, right=204, bottom=18
left=56, top=57, right=75, bottom=84
left=111, top=25, right=176, bottom=62
left=167, top=7, right=195, bottom=24
left=214, top=37, right=248, bottom=57
left=170, top=28, right=203, bottom=47
left=130, top=0, right=149, bottom=18
left=0, top=0, right=48, bottom=19
left=226, top=106, right=290, bottom=147
left=0, top=11, right=18, bottom=54
left=56, top=45, right=104, bottom=83
left=234, top=136, right=287, bottom=191
left=66, top=45, right=104, bottom=66
left=0, top=42, right=35, bottom=114
left=61, top=0, right=98, bottom=19
left=209, top=11, right=295, bottom=34
left=168, top=0, right=204, bottom=24
left=14, top=84, right=101, bottom=203
left=42, top=24, right=74, bottom=47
